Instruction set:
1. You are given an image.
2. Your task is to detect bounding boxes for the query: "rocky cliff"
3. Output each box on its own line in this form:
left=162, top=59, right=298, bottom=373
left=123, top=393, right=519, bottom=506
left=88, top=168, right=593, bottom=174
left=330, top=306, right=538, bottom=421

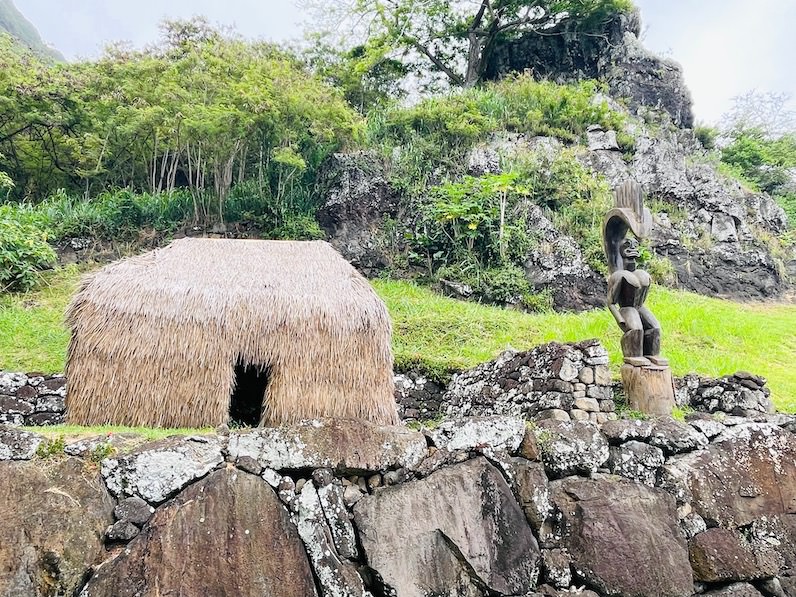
left=484, top=9, right=694, bottom=129
left=316, top=8, right=794, bottom=311
left=319, top=117, right=791, bottom=310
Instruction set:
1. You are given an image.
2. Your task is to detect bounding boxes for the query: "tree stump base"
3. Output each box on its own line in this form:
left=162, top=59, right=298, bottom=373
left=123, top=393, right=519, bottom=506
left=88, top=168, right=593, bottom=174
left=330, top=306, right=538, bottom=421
left=621, top=363, right=676, bottom=416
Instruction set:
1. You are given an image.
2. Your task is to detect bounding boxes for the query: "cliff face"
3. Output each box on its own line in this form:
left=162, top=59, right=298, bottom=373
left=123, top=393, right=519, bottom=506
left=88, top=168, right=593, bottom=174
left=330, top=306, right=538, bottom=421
left=484, top=9, right=694, bottom=129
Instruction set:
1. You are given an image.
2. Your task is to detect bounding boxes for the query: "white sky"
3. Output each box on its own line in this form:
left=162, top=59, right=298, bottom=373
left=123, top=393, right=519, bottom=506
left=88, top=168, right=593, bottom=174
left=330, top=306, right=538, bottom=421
left=17, top=0, right=796, bottom=125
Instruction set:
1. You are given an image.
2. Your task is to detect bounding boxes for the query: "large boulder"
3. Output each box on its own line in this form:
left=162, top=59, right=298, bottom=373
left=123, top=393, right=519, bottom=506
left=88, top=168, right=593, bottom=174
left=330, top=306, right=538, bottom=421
left=353, top=457, right=540, bottom=596
left=666, top=424, right=796, bottom=528
left=0, top=426, right=43, bottom=459
left=549, top=474, right=693, bottom=597
left=82, top=469, right=318, bottom=597
left=101, top=435, right=224, bottom=504
left=484, top=9, right=693, bottom=128
left=582, top=125, right=789, bottom=301
left=227, top=419, right=427, bottom=474
left=0, top=458, right=114, bottom=597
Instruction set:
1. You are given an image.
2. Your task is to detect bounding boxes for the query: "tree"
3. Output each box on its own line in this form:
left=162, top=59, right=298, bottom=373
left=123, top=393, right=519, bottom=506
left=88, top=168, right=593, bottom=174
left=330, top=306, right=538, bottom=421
left=305, top=0, right=632, bottom=88
left=721, top=90, right=795, bottom=139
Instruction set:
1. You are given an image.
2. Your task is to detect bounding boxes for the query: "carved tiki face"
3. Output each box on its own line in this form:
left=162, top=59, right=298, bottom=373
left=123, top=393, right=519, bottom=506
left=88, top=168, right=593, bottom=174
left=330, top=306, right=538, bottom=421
left=620, top=237, right=640, bottom=261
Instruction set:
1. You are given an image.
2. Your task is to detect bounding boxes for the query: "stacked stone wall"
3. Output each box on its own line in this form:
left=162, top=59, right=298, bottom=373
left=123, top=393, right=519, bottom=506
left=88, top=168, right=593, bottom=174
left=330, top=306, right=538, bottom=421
left=0, top=372, right=66, bottom=426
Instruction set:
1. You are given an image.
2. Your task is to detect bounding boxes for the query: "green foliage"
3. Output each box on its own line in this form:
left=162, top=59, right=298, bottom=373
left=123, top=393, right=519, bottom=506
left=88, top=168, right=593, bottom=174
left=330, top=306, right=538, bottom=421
left=35, top=435, right=65, bottom=459
left=0, top=20, right=361, bottom=222
left=0, top=205, right=56, bottom=291
left=370, top=77, right=626, bottom=163
left=305, top=39, right=408, bottom=113
left=637, top=242, right=676, bottom=285
left=720, top=129, right=796, bottom=228
left=89, top=442, right=116, bottom=463
left=314, top=0, right=632, bottom=88
left=694, top=124, right=718, bottom=151
left=1, top=183, right=325, bottom=244
left=418, top=172, right=533, bottom=269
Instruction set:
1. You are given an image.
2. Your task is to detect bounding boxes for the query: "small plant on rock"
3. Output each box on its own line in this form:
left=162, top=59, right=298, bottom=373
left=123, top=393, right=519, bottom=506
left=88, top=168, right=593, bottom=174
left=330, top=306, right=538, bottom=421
left=35, top=435, right=66, bottom=459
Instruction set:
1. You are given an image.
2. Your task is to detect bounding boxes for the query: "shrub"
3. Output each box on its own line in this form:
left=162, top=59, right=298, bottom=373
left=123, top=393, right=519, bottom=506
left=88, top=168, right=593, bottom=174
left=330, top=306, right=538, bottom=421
left=0, top=206, right=56, bottom=292
left=694, top=125, right=718, bottom=150
left=367, top=75, right=629, bottom=194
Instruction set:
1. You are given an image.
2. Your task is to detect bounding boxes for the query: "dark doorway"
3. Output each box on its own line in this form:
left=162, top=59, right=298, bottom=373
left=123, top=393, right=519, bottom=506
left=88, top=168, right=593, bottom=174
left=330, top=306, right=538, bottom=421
left=229, top=362, right=269, bottom=427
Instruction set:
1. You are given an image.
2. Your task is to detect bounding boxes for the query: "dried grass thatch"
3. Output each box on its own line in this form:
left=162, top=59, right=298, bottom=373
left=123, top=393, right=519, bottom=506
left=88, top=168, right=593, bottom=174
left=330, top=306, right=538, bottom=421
left=65, top=238, right=398, bottom=428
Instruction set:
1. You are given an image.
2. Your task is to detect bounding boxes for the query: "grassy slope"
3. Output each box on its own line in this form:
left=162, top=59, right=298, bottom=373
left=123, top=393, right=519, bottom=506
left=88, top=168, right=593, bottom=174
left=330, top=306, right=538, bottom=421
left=2, top=267, right=795, bottom=412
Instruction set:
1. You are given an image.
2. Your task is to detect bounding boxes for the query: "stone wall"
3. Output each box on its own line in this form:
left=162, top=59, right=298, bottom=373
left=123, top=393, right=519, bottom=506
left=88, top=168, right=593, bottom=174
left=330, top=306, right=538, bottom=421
left=0, top=372, right=66, bottom=426
left=3, top=410, right=796, bottom=597
left=3, top=340, right=783, bottom=431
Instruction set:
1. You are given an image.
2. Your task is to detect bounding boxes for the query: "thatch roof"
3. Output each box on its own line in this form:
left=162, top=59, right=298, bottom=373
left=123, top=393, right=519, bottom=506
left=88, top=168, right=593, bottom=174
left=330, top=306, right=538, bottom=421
left=65, top=238, right=398, bottom=428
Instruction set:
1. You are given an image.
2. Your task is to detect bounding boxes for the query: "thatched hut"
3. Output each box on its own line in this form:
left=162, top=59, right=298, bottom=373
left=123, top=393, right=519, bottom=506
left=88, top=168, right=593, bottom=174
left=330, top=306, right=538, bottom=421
left=65, top=238, right=398, bottom=428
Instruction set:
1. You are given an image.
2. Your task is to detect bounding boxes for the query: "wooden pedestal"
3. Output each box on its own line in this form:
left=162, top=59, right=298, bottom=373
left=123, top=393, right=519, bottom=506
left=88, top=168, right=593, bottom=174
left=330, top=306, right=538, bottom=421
left=621, top=363, right=676, bottom=416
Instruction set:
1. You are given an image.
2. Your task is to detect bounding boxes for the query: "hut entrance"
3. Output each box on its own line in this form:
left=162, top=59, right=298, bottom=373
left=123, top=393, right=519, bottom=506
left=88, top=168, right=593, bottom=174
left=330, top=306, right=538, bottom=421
left=229, top=362, right=270, bottom=427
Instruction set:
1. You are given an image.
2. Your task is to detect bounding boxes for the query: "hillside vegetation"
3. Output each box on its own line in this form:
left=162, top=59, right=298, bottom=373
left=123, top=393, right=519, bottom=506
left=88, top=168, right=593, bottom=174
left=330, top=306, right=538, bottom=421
left=0, top=0, right=62, bottom=60
left=3, top=267, right=795, bottom=412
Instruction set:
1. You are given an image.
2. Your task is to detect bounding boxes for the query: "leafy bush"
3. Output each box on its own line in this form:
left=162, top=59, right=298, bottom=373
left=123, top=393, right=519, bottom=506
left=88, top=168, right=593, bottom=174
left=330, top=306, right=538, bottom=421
left=367, top=75, right=629, bottom=194
left=694, top=125, right=718, bottom=150
left=410, top=172, right=533, bottom=271
left=0, top=206, right=56, bottom=292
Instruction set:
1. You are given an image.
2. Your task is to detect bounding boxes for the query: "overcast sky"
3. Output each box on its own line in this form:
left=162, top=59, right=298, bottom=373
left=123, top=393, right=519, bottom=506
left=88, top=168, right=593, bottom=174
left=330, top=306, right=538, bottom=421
left=17, top=0, right=796, bottom=125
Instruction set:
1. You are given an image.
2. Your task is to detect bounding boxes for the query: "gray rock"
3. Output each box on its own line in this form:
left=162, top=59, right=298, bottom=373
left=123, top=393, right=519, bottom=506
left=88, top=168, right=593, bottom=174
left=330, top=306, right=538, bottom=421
left=533, top=420, right=609, bottom=478
left=34, top=394, right=65, bottom=413
left=235, top=455, right=262, bottom=476
left=0, top=396, right=33, bottom=415
left=0, top=458, right=114, bottom=597
left=105, top=520, right=140, bottom=542
left=485, top=10, right=694, bottom=127
left=538, top=409, right=571, bottom=422
left=101, top=435, right=224, bottom=503
left=294, top=482, right=370, bottom=597
left=0, top=413, right=24, bottom=426
left=0, top=372, right=27, bottom=395
left=505, top=457, right=552, bottom=532
left=689, top=527, right=779, bottom=583
left=354, top=457, right=540, bottom=596
left=601, top=418, right=654, bottom=444
left=666, top=424, right=796, bottom=527
left=430, top=416, right=526, bottom=453
left=687, top=415, right=727, bottom=439
left=586, top=127, right=620, bottom=151
left=608, top=440, right=665, bottom=486
left=343, top=484, right=364, bottom=507
left=317, top=481, right=358, bottom=559
left=542, top=548, right=572, bottom=588
left=114, top=496, right=154, bottom=527
left=316, top=151, right=399, bottom=276
left=227, top=419, right=426, bottom=474
left=712, top=212, right=739, bottom=242
left=702, top=583, right=764, bottom=597
left=0, top=426, right=43, bottom=460
left=648, top=418, right=709, bottom=454
left=82, top=469, right=319, bottom=597
left=680, top=511, right=707, bottom=540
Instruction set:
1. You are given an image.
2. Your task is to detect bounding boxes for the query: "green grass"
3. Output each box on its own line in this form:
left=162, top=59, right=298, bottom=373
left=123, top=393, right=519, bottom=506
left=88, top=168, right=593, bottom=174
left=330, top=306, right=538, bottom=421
left=0, top=266, right=83, bottom=373
left=24, top=425, right=212, bottom=441
left=2, top=268, right=795, bottom=412
left=375, top=280, right=796, bottom=412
